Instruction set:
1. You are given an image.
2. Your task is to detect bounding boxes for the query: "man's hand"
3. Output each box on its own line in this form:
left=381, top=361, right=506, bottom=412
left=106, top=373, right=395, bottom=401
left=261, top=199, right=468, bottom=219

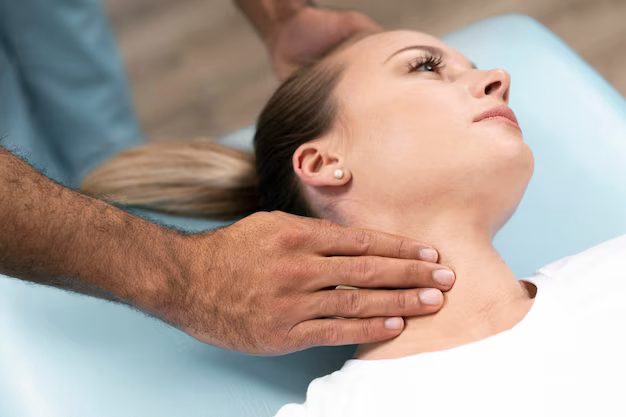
left=266, top=6, right=382, bottom=80
left=267, top=6, right=382, bottom=80
left=234, top=0, right=382, bottom=81
left=161, top=211, right=455, bottom=355
left=0, top=148, right=454, bottom=356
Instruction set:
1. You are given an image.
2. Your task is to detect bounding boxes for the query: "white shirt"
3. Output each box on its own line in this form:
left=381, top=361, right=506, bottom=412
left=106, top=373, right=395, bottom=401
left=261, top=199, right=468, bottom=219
left=275, top=234, right=626, bottom=417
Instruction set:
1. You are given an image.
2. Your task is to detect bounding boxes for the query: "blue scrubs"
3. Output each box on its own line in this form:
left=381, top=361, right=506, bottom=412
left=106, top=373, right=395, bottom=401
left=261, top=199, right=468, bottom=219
left=0, top=0, right=141, bottom=187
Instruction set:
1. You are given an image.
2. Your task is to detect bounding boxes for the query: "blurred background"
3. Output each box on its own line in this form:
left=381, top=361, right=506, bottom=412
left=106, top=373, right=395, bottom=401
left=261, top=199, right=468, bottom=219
left=103, top=0, right=626, bottom=142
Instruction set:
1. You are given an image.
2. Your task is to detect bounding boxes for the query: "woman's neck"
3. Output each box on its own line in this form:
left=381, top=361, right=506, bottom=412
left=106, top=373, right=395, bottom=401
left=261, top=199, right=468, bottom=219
left=349, top=213, right=535, bottom=360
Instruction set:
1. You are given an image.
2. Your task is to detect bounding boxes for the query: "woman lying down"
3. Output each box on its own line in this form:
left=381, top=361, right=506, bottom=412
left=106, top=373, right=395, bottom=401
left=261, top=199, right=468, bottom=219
left=82, top=29, right=626, bottom=416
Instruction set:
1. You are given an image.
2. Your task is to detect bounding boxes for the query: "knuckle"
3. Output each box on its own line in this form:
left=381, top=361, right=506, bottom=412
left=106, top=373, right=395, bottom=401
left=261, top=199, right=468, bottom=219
left=407, top=261, right=422, bottom=278
left=300, top=321, right=334, bottom=347
left=397, top=239, right=413, bottom=259
left=356, top=257, right=376, bottom=283
left=244, top=211, right=275, bottom=237
left=343, top=289, right=364, bottom=315
left=271, top=262, right=299, bottom=284
left=261, top=317, right=292, bottom=354
left=249, top=210, right=271, bottom=223
left=297, top=294, right=318, bottom=319
left=275, top=224, right=308, bottom=249
left=269, top=210, right=293, bottom=221
left=354, top=230, right=373, bottom=252
left=318, top=218, right=337, bottom=229
left=289, top=263, right=309, bottom=283
left=358, top=321, right=377, bottom=341
left=317, top=292, right=337, bottom=316
left=272, top=296, right=294, bottom=316
left=323, top=324, right=341, bottom=344
left=396, top=238, right=407, bottom=258
left=394, top=291, right=408, bottom=310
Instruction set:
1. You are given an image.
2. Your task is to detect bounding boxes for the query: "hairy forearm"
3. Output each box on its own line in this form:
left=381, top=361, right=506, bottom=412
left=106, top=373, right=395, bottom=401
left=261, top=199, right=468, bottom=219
left=0, top=147, right=187, bottom=312
left=234, top=0, right=313, bottom=40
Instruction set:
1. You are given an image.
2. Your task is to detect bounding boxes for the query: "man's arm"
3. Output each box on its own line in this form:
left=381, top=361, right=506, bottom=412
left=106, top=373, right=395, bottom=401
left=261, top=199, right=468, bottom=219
left=0, top=146, right=452, bottom=354
left=0, top=146, right=184, bottom=310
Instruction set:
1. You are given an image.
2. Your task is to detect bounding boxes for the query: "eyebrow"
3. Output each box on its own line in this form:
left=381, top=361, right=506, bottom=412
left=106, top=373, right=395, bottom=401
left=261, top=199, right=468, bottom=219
left=384, top=44, right=478, bottom=69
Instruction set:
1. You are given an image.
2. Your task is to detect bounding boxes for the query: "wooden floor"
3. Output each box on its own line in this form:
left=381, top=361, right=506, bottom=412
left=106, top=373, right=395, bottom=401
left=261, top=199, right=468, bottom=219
left=103, top=0, right=626, bottom=142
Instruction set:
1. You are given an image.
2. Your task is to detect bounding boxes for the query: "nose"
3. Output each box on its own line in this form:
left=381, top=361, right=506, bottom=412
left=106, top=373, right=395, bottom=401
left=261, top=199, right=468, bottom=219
left=472, top=69, right=511, bottom=103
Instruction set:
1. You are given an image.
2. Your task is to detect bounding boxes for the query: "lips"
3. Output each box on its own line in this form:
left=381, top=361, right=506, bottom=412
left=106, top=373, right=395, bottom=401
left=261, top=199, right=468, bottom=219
left=473, top=105, right=520, bottom=130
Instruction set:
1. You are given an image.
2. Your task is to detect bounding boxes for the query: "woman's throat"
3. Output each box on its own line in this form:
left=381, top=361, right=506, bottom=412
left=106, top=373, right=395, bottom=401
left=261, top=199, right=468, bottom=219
left=354, top=273, right=537, bottom=361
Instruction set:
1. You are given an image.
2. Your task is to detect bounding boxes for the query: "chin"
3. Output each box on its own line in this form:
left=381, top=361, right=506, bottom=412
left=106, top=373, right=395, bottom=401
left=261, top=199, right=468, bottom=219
left=478, top=145, right=534, bottom=234
left=494, top=134, right=534, bottom=174
left=518, top=145, right=535, bottom=180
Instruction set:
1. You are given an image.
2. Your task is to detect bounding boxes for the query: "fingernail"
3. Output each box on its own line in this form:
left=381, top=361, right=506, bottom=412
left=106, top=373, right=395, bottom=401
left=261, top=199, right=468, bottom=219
left=418, top=248, right=438, bottom=262
left=433, top=269, right=455, bottom=286
left=419, top=289, right=443, bottom=305
left=384, top=317, right=404, bottom=330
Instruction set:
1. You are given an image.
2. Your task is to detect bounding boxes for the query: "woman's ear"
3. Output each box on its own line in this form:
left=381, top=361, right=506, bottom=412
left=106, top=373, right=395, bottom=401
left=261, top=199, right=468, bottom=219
left=293, top=141, right=351, bottom=187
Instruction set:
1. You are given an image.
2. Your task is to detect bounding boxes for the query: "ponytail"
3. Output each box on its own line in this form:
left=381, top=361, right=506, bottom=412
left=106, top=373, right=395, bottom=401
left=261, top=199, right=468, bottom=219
left=80, top=139, right=260, bottom=220
left=81, top=32, right=367, bottom=221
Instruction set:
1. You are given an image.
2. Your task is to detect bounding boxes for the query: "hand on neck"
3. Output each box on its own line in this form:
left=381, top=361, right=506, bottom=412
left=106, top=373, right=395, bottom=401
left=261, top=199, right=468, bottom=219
left=342, top=204, right=536, bottom=360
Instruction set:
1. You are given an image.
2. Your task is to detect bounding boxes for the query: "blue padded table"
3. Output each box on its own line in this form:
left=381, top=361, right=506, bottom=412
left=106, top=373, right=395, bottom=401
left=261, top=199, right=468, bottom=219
left=1, top=14, right=626, bottom=417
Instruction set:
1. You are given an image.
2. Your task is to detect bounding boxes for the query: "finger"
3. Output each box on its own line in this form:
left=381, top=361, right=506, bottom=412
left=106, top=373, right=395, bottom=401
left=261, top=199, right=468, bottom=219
left=304, top=288, right=443, bottom=319
left=316, top=256, right=455, bottom=291
left=290, top=316, right=405, bottom=349
left=312, top=221, right=439, bottom=262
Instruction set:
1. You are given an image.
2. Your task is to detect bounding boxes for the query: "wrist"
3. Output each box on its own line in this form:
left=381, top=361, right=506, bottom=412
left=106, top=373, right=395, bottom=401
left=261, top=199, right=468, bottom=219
left=134, top=229, right=218, bottom=329
left=126, top=227, right=192, bottom=317
left=0, top=147, right=198, bottom=320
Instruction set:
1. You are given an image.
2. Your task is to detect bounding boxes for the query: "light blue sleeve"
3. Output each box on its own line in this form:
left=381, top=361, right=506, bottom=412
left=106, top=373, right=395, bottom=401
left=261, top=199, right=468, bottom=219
left=0, top=0, right=142, bottom=187
left=0, top=40, right=68, bottom=183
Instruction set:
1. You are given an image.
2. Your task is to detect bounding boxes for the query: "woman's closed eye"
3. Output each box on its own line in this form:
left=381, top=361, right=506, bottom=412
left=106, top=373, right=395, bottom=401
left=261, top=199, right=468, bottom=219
left=407, top=53, right=445, bottom=74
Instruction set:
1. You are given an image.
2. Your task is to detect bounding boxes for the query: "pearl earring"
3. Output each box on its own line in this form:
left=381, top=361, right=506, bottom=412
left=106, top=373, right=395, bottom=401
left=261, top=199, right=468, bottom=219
left=334, top=169, right=344, bottom=179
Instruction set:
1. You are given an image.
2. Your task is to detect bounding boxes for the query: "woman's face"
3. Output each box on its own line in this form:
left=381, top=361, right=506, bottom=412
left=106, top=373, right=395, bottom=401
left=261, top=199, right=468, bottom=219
left=307, top=30, right=534, bottom=233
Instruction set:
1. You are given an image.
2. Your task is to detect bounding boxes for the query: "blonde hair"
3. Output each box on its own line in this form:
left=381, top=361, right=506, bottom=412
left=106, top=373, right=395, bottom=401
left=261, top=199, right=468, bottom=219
left=80, top=138, right=259, bottom=220
left=80, top=31, right=377, bottom=220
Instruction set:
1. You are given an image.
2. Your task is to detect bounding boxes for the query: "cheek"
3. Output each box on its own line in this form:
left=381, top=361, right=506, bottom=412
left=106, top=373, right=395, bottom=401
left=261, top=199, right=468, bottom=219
left=343, top=83, right=526, bottom=197
left=346, top=111, right=472, bottom=196
left=399, top=85, right=468, bottom=127
left=349, top=138, right=465, bottom=202
left=349, top=123, right=532, bottom=206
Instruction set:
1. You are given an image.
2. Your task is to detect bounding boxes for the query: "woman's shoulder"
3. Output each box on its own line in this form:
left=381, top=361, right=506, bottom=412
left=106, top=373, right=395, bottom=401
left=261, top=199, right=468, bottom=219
left=524, top=234, right=626, bottom=321
left=535, top=233, right=626, bottom=280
